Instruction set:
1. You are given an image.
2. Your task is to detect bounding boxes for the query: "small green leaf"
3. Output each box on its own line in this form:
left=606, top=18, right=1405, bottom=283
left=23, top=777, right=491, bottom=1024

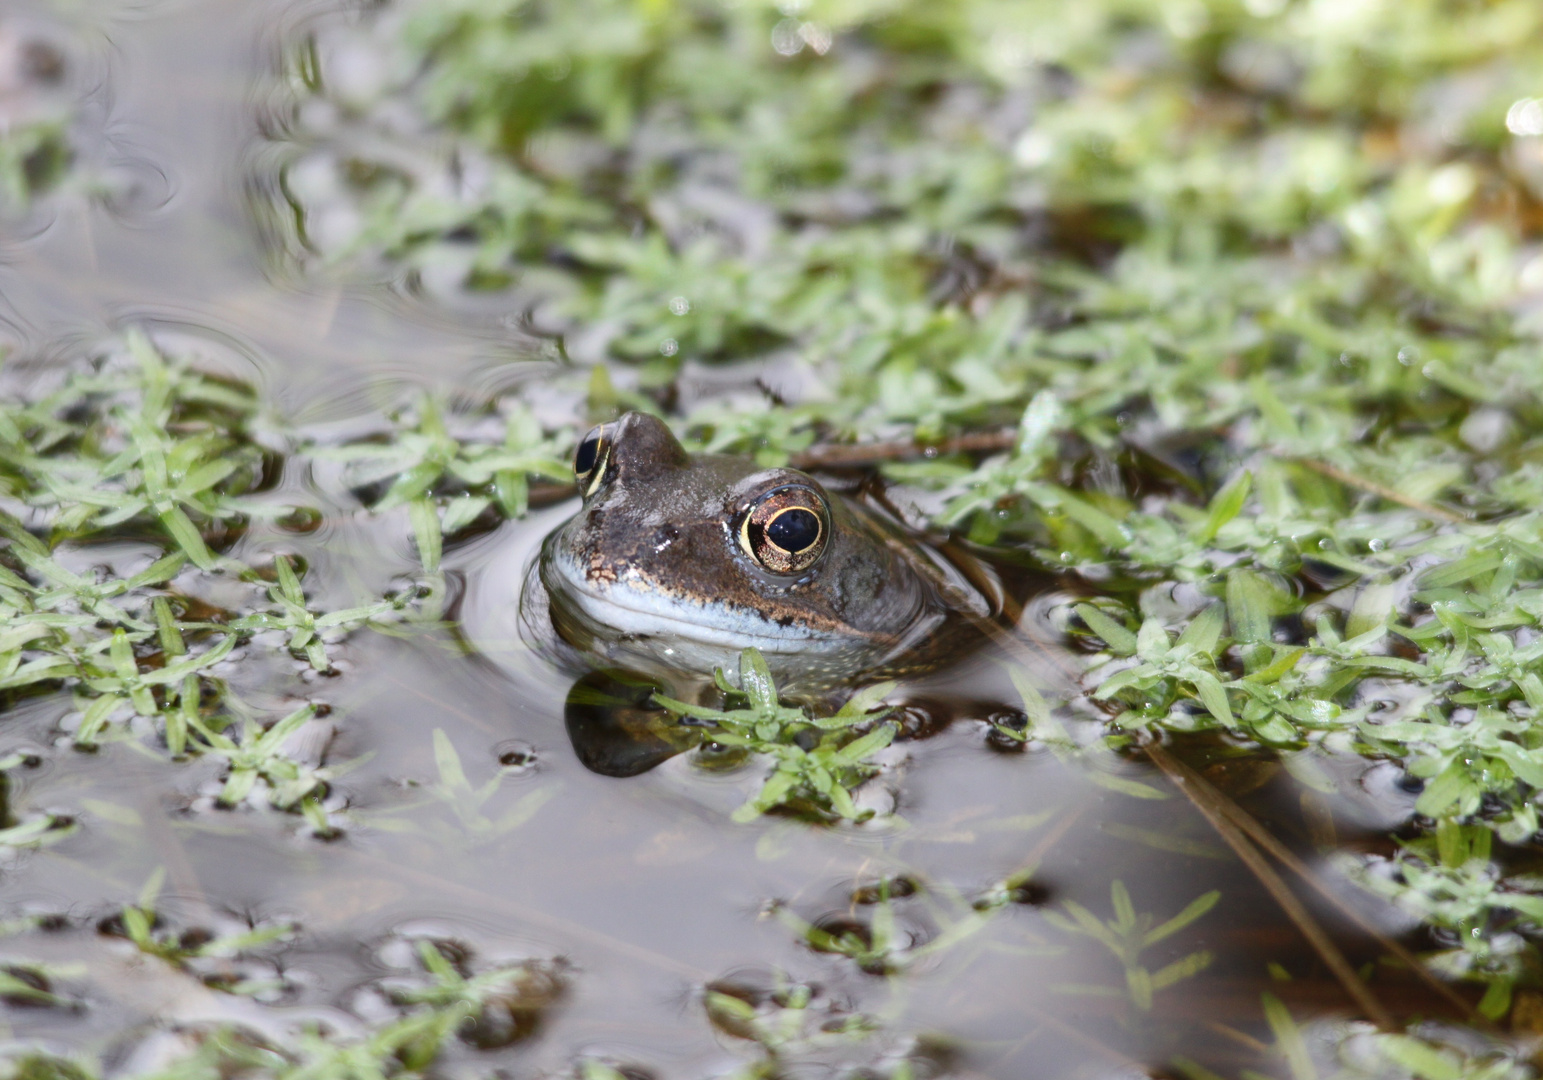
left=1226, top=569, right=1276, bottom=645
left=1261, top=993, right=1316, bottom=1080
left=410, top=498, right=443, bottom=573
left=1176, top=604, right=1225, bottom=658
left=1143, top=890, right=1220, bottom=946
left=1195, top=471, right=1251, bottom=543
left=1189, top=672, right=1235, bottom=728
left=1075, top=604, right=1138, bottom=655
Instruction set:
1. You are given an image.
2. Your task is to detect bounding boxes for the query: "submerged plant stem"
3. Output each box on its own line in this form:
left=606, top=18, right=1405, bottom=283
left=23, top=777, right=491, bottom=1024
left=1141, top=738, right=1396, bottom=1031
left=1290, top=457, right=1467, bottom=525
left=1147, top=743, right=1482, bottom=1024
left=789, top=431, right=1019, bottom=471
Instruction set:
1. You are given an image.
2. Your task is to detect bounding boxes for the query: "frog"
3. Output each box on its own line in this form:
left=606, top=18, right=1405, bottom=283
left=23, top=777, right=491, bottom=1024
left=518, top=411, right=998, bottom=693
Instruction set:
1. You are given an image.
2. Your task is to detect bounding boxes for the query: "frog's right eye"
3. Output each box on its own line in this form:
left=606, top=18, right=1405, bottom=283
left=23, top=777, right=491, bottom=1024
left=573, top=424, right=612, bottom=497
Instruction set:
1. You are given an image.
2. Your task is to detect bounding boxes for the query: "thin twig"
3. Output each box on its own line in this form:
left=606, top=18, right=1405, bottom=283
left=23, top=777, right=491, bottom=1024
left=1150, top=746, right=1480, bottom=1023
left=790, top=430, right=1018, bottom=471
left=1203, top=1020, right=1272, bottom=1054
left=1142, top=738, right=1397, bottom=1031
left=1291, top=457, right=1466, bottom=525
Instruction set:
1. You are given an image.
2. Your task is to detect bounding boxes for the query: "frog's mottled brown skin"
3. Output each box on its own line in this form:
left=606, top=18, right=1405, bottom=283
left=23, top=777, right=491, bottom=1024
left=520, top=412, right=992, bottom=690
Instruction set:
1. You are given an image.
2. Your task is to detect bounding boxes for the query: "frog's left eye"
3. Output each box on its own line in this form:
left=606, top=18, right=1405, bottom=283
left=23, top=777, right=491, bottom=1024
left=573, top=423, right=612, bottom=497
left=739, top=485, right=830, bottom=575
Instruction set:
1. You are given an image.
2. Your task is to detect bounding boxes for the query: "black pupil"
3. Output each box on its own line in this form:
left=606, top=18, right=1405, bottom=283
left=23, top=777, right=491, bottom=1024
left=574, top=434, right=601, bottom=477
left=767, top=508, right=820, bottom=553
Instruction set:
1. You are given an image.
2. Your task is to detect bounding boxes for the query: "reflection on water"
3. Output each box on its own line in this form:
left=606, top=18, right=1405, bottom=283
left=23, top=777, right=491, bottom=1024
left=0, top=1, right=1500, bottom=1078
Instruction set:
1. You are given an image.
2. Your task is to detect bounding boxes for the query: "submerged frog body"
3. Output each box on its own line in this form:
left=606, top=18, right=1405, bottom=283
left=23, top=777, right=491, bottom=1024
left=520, top=412, right=991, bottom=689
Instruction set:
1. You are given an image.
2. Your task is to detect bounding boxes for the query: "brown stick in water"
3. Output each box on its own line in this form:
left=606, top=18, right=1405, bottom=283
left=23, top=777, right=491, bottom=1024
left=1291, top=457, right=1466, bottom=525
left=1142, top=738, right=1396, bottom=1031
left=1143, top=740, right=1481, bottom=1023
left=790, top=430, right=1018, bottom=470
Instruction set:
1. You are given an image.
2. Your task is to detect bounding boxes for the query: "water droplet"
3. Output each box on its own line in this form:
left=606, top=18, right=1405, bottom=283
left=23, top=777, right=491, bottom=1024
left=770, top=19, right=804, bottom=56
left=1426, top=163, right=1475, bottom=206
left=800, top=22, right=832, bottom=55
left=658, top=338, right=679, bottom=357
left=668, top=295, right=690, bottom=315
left=1507, top=98, right=1543, bottom=137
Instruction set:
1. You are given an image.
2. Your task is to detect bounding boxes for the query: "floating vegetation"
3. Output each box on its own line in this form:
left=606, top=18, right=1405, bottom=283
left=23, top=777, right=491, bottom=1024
left=4, top=0, right=1543, bottom=1072
left=0, top=332, right=417, bottom=817
left=701, top=970, right=946, bottom=1080
left=1045, top=880, right=1219, bottom=1011
left=311, top=395, right=570, bottom=572
left=0, top=23, right=73, bottom=213
left=653, top=648, right=898, bottom=823
left=263, top=0, right=1543, bottom=1040
left=360, top=727, right=554, bottom=842
left=0, top=926, right=566, bottom=1080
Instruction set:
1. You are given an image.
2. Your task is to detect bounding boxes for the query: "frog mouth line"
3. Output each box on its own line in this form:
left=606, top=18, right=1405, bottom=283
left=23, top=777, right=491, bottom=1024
left=546, top=568, right=886, bottom=656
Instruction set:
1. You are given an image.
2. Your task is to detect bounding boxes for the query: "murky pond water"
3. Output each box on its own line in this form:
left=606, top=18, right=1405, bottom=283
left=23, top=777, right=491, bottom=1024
left=1, top=0, right=1539, bottom=1078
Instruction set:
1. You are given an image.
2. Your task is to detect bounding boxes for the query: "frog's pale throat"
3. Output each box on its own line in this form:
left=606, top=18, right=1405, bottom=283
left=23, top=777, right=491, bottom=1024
left=520, top=412, right=986, bottom=686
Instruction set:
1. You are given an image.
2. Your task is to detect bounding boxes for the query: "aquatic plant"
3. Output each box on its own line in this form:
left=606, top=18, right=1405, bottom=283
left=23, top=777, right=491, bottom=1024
left=0, top=27, right=74, bottom=213
left=653, top=648, right=898, bottom=823
left=309, top=396, right=570, bottom=572
left=358, top=728, right=554, bottom=842
left=0, top=930, right=563, bottom=1080
left=1045, top=880, right=1219, bottom=1011
left=266, top=0, right=1543, bottom=1031
left=0, top=332, right=422, bottom=830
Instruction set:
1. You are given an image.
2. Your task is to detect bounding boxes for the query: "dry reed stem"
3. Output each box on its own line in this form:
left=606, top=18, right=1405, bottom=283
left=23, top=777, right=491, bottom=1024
left=1142, top=738, right=1396, bottom=1031
left=1292, top=457, right=1466, bottom=524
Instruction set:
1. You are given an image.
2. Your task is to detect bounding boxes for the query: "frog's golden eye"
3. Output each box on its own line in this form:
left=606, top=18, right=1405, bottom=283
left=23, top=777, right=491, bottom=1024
left=573, top=423, right=612, bottom=497
left=739, top=485, right=829, bottom=575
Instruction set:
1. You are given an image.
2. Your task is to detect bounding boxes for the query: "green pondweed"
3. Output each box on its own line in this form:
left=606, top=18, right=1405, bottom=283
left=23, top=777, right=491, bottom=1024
left=361, top=728, right=555, bottom=844
left=310, top=396, right=571, bottom=572
left=653, top=648, right=897, bottom=823
left=1045, top=880, right=1219, bottom=1011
